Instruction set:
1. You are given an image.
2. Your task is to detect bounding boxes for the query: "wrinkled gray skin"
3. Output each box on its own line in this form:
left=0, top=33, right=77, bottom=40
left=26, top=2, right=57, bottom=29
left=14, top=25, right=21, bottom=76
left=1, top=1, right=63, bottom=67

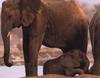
left=89, top=11, right=100, bottom=75
left=43, top=49, right=89, bottom=76
left=1, top=0, right=88, bottom=76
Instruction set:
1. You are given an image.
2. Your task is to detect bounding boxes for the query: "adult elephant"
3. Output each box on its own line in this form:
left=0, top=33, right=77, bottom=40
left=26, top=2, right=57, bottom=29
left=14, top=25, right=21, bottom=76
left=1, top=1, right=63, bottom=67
left=89, top=11, right=100, bottom=75
left=1, top=0, right=88, bottom=76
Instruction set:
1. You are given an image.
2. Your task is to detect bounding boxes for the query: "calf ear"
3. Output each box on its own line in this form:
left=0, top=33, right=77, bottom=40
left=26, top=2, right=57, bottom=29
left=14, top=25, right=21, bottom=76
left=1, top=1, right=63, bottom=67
left=22, top=10, right=35, bottom=27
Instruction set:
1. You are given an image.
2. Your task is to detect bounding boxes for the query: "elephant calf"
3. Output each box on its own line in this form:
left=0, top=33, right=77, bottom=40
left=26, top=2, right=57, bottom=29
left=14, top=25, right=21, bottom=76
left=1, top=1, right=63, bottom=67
left=43, top=49, right=89, bottom=76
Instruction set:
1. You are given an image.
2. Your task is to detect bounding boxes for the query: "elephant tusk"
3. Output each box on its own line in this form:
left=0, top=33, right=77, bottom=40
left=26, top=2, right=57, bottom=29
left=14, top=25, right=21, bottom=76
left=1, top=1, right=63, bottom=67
left=7, top=32, right=11, bottom=37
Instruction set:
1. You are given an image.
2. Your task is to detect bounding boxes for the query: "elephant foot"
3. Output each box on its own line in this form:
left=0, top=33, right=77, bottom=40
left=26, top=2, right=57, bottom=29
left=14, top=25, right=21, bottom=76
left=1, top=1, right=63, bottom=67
left=89, top=65, right=100, bottom=76
left=4, top=60, right=13, bottom=67
left=25, top=66, right=38, bottom=77
left=26, top=71, right=38, bottom=77
left=5, top=62, right=13, bottom=67
left=26, top=73, right=37, bottom=77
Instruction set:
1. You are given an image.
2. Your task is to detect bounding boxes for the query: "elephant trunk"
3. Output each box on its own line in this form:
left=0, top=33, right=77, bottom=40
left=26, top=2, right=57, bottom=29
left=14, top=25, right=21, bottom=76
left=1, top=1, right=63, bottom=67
left=1, top=27, right=13, bottom=67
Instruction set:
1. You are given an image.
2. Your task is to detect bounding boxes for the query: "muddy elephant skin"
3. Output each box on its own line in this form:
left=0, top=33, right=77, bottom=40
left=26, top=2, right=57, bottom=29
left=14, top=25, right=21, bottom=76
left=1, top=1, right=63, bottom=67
left=43, top=49, right=89, bottom=76
left=1, top=0, right=88, bottom=76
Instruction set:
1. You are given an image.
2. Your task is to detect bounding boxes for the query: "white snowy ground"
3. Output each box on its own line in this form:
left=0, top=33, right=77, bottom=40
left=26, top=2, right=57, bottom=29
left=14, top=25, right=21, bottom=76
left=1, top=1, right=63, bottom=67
left=0, top=66, right=43, bottom=78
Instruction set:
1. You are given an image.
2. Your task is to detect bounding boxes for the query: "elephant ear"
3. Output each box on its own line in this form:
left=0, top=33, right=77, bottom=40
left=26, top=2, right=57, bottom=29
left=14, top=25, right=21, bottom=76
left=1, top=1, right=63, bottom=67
left=22, top=9, right=35, bottom=27
left=2, top=1, right=21, bottom=28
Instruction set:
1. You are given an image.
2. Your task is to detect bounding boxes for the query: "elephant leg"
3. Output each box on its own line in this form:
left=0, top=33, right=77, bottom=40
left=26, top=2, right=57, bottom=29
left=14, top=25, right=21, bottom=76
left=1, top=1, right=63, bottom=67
left=62, top=24, right=88, bottom=54
left=77, top=22, right=88, bottom=54
left=89, top=12, right=100, bottom=75
left=65, top=68, right=84, bottom=76
left=22, top=27, right=44, bottom=76
left=90, top=26, right=100, bottom=75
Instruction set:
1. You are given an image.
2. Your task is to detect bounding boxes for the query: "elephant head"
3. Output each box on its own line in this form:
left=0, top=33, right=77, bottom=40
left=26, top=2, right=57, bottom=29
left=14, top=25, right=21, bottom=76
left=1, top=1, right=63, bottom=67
left=1, top=1, right=21, bottom=67
left=1, top=0, right=40, bottom=67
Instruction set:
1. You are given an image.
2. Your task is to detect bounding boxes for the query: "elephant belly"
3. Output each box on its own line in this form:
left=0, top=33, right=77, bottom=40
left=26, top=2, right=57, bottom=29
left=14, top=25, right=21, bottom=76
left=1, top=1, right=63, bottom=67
left=42, top=25, right=79, bottom=49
